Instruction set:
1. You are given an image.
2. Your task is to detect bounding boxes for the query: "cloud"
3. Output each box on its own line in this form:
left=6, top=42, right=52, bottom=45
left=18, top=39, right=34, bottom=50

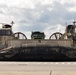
left=0, top=0, right=76, bottom=39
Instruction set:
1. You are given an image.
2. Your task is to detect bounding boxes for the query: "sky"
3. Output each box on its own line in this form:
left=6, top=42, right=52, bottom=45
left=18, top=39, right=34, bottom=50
left=0, top=0, right=76, bottom=39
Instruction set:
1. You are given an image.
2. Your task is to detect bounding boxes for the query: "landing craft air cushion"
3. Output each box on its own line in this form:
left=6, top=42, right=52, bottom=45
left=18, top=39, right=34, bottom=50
left=0, top=21, right=76, bottom=61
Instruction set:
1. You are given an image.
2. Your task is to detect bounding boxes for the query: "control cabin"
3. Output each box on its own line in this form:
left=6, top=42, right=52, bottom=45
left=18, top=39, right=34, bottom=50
left=0, top=24, right=13, bottom=49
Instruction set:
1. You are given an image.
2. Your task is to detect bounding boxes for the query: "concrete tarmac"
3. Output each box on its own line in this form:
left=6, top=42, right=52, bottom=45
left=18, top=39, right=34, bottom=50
left=0, top=62, right=76, bottom=75
left=0, top=62, right=75, bottom=71
left=0, top=71, right=76, bottom=75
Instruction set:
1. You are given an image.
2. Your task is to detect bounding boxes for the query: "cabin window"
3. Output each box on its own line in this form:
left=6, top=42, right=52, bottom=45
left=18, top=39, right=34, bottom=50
left=0, top=30, right=12, bottom=36
left=66, top=25, right=75, bottom=33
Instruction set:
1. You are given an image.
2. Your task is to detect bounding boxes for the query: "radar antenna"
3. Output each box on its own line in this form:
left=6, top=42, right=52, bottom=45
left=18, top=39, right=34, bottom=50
left=73, top=20, right=76, bottom=26
left=11, top=21, right=14, bottom=26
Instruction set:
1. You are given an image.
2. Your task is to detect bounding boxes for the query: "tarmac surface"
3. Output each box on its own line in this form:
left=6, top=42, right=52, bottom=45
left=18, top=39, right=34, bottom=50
left=0, top=62, right=76, bottom=71
left=0, top=71, right=76, bottom=75
left=0, top=62, right=76, bottom=75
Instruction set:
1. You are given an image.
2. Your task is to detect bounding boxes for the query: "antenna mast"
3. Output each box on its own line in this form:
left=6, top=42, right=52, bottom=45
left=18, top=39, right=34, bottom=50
left=73, top=20, right=76, bottom=26
left=11, top=21, right=14, bottom=26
